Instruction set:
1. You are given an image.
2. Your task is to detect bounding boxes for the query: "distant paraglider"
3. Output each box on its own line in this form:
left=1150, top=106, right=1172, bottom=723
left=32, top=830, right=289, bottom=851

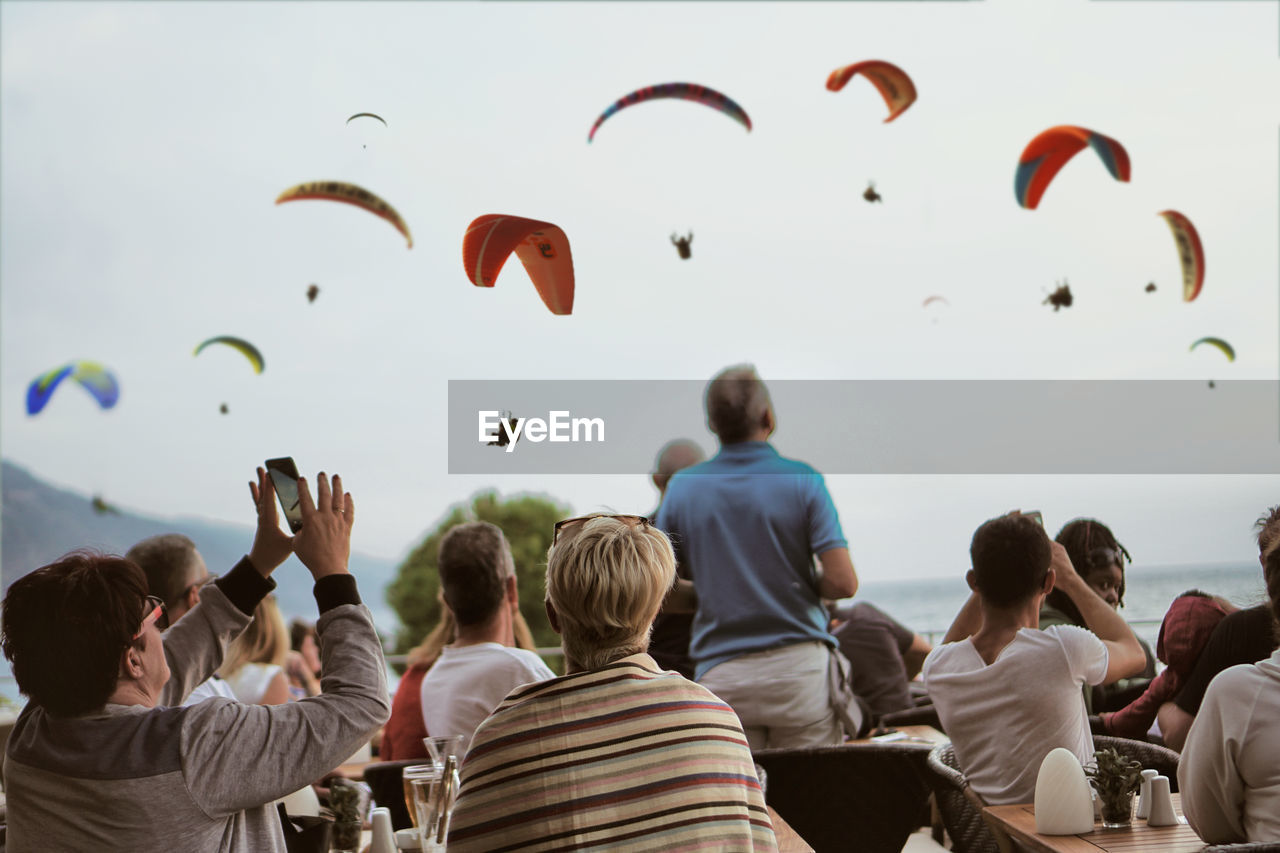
left=1015, top=126, right=1131, bottom=210
left=826, top=60, right=917, bottom=122
left=345, top=112, right=387, bottom=126
left=588, top=83, right=752, bottom=142
left=922, top=295, right=949, bottom=308
left=92, top=494, right=121, bottom=516
left=1044, top=280, right=1074, bottom=311
left=863, top=182, right=882, bottom=203
left=194, top=336, right=265, bottom=373
left=1145, top=282, right=1157, bottom=293
left=671, top=231, right=693, bottom=259
left=306, top=283, right=320, bottom=303
left=220, top=403, right=230, bottom=415
left=276, top=181, right=413, bottom=248
left=463, top=214, right=575, bottom=315
left=1190, top=337, right=1235, bottom=362
left=486, top=411, right=519, bottom=448
left=26, top=361, right=120, bottom=416
left=1158, top=210, right=1205, bottom=302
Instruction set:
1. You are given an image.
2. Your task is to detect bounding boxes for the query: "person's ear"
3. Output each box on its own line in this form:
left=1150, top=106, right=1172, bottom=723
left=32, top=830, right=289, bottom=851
left=761, top=406, right=775, bottom=434
left=1042, top=567, right=1056, bottom=594
left=505, top=574, right=518, bottom=605
left=965, top=569, right=978, bottom=592
left=120, top=644, right=144, bottom=679
left=545, top=600, right=562, bottom=635
left=186, top=584, right=201, bottom=612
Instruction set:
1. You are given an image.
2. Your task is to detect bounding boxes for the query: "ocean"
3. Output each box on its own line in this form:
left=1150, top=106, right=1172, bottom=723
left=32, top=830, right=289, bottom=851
left=0, top=561, right=1268, bottom=708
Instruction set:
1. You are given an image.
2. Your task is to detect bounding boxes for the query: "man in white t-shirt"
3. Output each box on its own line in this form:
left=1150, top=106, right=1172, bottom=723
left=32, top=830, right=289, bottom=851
left=922, top=512, right=1147, bottom=805
left=127, top=534, right=238, bottom=705
left=420, top=522, right=554, bottom=750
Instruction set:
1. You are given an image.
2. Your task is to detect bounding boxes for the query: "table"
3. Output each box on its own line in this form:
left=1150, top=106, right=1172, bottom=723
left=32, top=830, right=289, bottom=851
left=983, top=793, right=1204, bottom=853
left=769, top=805, right=814, bottom=853
left=845, top=724, right=949, bottom=749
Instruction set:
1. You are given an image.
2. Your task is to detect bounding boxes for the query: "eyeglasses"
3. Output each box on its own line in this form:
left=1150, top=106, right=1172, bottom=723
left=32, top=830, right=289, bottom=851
left=553, top=514, right=650, bottom=544
left=133, top=595, right=170, bottom=639
left=1083, top=548, right=1124, bottom=570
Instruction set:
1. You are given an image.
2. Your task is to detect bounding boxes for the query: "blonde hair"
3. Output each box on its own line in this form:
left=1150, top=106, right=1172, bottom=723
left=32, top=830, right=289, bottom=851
left=546, top=516, right=675, bottom=671
left=220, top=594, right=289, bottom=678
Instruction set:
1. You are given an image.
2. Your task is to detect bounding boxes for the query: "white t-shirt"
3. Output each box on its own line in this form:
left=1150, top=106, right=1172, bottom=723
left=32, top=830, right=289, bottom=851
left=420, top=644, right=555, bottom=750
left=922, top=625, right=1108, bottom=805
left=183, top=675, right=239, bottom=707
left=222, top=663, right=285, bottom=705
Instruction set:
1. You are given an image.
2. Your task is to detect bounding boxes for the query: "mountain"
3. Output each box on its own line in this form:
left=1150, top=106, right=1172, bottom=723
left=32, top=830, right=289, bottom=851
left=1, top=459, right=402, bottom=635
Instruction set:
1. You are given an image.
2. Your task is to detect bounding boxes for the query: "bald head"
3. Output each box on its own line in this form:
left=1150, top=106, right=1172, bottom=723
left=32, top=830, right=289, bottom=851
left=705, top=364, right=774, bottom=445
left=652, top=439, right=705, bottom=496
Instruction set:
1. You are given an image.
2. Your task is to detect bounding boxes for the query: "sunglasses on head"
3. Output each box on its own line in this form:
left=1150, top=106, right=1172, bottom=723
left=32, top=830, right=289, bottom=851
left=553, top=514, right=651, bottom=544
left=133, top=595, right=170, bottom=639
left=1083, top=547, right=1123, bottom=570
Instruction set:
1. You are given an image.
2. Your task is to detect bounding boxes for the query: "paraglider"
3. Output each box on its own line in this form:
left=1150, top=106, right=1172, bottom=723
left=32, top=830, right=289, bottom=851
left=1043, top=280, right=1074, bottom=311
left=1190, top=337, right=1234, bottom=362
left=91, top=494, right=121, bottom=516
left=588, top=83, right=752, bottom=142
left=486, top=411, right=520, bottom=448
left=306, top=283, right=320, bottom=303
left=671, top=231, right=693, bottom=260
left=463, top=214, right=575, bottom=315
left=863, top=182, right=882, bottom=203
left=826, top=60, right=917, bottom=122
left=1145, top=282, right=1157, bottom=293
left=345, top=112, right=387, bottom=126
left=1015, top=126, right=1131, bottom=209
left=922, top=295, right=949, bottom=308
left=1157, top=210, right=1205, bottom=302
left=220, top=403, right=230, bottom=415
left=276, top=181, right=413, bottom=248
left=193, top=336, right=265, bottom=374
left=26, top=361, right=120, bottom=416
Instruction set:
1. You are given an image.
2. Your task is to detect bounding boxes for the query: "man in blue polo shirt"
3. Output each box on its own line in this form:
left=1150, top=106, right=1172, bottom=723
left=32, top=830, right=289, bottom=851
left=656, top=364, right=862, bottom=748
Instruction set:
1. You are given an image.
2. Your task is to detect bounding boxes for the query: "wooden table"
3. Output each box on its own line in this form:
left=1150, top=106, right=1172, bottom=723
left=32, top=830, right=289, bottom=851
left=844, top=724, right=950, bottom=749
left=983, top=793, right=1204, bottom=853
left=769, top=805, right=814, bottom=853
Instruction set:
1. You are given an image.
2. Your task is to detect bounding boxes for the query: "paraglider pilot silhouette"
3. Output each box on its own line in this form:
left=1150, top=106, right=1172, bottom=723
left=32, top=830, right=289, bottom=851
left=863, top=182, right=882, bottom=203
left=671, top=231, right=693, bottom=260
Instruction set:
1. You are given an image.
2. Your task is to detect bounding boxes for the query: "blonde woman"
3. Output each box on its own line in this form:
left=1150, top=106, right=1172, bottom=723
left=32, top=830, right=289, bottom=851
left=220, top=594, right=291, bottom=705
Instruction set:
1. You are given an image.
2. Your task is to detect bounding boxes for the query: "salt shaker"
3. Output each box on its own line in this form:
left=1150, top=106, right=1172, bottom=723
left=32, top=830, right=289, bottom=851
left=1146, top=775, right=1179, bottom=826
left=370, top=806, right=396, bottom=853
left=1137, top=769, right=1159, bottom=819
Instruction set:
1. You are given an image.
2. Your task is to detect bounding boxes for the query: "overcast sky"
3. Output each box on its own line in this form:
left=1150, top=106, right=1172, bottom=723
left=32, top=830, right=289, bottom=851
left=3, top=0, right=1278, bottom=583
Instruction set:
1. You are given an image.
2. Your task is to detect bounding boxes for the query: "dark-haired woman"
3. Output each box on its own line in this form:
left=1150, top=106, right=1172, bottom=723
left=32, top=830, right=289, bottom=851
left=1040, top=518, right=1157, bottom=714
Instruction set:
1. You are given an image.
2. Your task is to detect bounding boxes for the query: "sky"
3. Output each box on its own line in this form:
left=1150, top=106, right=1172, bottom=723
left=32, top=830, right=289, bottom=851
left=2, top=0, right=1279, bottom=586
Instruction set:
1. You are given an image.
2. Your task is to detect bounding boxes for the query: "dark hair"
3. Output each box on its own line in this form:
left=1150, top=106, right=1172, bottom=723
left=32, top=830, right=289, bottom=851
left=290, top=618, right=316, bottom=652
left=438, top=522, right=510, bottom=628
left=1045, top=518, right=1131, bottom=626
left=1, top=551, right=149, bottom=716
left=1265, top=547, right=1280, bottom=633
left=969, top=515, right=1052, bottom=608
left=125, top=533, right=199, bottom=611
left=705, top=365, right=772, bottom=444
left=1255, top=505, right=1280, bottom=556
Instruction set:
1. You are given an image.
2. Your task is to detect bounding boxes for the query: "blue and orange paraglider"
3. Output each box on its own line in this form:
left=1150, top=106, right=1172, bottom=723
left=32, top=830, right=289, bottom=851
left=276, top=181, right=412, bottom=248
left=463, top=215, right=575, bottom=315
left=193, top=336, right=265, bottom=373
left=826, top=60, right=917, bottom=122
left=1014, top=126, right=1131, bottom=209
left=26, top=361, right=120, bottom=416
left=588, top=83, right=752, bottom=142
left=1158, top=210, right=1205, bottom=302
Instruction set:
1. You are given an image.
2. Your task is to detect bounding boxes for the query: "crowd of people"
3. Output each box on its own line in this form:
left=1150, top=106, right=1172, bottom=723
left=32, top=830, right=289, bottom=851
left=1, top=363, right=1278, bottom=850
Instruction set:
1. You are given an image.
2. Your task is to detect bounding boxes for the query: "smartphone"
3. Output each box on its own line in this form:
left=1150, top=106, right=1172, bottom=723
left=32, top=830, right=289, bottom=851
left=264, top=457, right=303, bottom=532
left=1024, top=510, right=1044, bottom=527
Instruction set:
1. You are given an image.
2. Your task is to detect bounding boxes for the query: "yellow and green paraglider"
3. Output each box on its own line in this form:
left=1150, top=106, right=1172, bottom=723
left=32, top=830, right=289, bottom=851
left=26, top=361, right=119, bottom=416
left=194, top=336, right=265, bottom=373
left=1190, top=337, right=1234, bottom=362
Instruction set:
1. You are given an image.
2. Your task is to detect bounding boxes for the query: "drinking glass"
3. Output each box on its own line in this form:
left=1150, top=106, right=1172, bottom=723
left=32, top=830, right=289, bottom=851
left=401, top=764, right=438, bottom=829
left=422, top=735, right=465, bottom=768
left=411, top=756, right=459, bottom=852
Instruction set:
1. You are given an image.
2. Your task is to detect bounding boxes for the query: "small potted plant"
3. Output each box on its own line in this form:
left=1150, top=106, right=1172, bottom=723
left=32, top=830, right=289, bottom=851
left=1086, top=748, right=1143, bottom=828
left=327, top=777, right=366, bottom=852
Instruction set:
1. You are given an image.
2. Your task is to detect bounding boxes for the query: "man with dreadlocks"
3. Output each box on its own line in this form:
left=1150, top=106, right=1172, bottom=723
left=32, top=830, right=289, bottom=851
left=1040, top=518, right=1157, bottom=714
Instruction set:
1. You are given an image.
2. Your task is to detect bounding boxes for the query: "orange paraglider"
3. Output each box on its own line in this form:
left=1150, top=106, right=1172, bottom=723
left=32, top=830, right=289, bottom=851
left=826, top=60, right=917, bottom=122
left=1014, top=126, right=1130, bottom=210
left=463, top=215, right=575, bottom=315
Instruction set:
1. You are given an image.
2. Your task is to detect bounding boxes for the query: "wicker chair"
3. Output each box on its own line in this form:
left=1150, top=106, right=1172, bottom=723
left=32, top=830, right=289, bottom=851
left=361, top=759, right=427, bottom=831
left=1092, top=735, right=1180, bottom=792
left=923, top=743, right=1013, bottom=853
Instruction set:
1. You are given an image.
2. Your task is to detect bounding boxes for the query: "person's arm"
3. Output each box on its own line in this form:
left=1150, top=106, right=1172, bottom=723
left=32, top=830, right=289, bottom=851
left=1049, top=542, right=1145, bottom=683
left=1178, top=681, right=1248, bottom=843
left=261, top=669, right=292, bottom=705
left=942, top=592, right=984, bottom=645
left=903, top=634, right=932, bottom=680
left=817, top=548, right=857, bottom=600
left=1157, top=701, right=1195, bottom=752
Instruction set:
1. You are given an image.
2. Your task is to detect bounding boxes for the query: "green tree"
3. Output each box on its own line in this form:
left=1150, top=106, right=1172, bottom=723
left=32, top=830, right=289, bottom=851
left=385, top=490, right=571, bottom=659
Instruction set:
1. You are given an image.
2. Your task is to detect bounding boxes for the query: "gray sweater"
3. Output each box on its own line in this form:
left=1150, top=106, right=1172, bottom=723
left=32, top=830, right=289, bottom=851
left=3, top=561, right=391, bottom=852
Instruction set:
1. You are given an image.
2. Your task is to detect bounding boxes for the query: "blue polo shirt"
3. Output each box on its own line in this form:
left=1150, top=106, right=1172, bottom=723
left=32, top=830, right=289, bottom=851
left=654, top=441, right=848, bottom=680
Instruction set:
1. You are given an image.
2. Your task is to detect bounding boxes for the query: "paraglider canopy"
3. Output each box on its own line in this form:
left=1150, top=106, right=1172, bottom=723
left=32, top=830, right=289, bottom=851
left=276, top=181, right=413, bottom=249
left=826, top=60, right=917, bottom=122
left=463, top=214, right=575, bottom=315
left=26, top=361, right=119, bottom=416
left=588, top=83, right=752, bottom=142
left=346, top=112, right=387, bottom=126
left=1158, top=210, right=1205, bottom=302
left=1190, top=337, right=1234, bottom=361
left=1015, top=125, right=1130, bottom=209
left=194, top=336, right=265, bottom=373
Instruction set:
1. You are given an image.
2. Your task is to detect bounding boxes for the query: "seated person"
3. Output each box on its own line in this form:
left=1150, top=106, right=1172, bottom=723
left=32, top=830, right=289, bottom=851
left=829, top=601, right=932, bottom=718
left=1159, top=505, right=1280, bottom=751
left=219, top=594, right=292, bottom=705
left=1179, top=547, right=1280, bottom=843
left=418, top=522, right=553, bottom=751
left=1041, top=518, right=1156, bottom=713
left=0, top=470, right=390, bottom=851
left=448, top=514, right=778, bottom=852
left=1098, top=590, right=1229, bottom=738
left=922, top=512, right=1146, bottom=805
